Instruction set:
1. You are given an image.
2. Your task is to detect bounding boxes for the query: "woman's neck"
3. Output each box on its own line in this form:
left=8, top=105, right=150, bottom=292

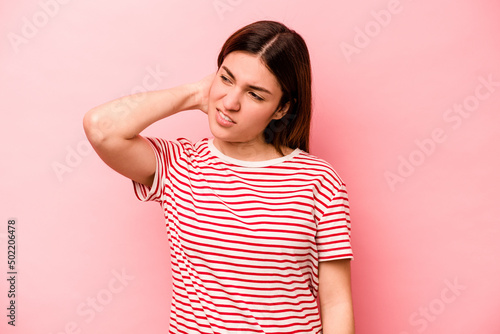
left=212, top=137, right=291, bottom=161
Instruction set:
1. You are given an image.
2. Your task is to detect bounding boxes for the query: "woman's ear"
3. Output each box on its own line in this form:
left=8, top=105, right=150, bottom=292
left=272, top=102, right=290, bottom=120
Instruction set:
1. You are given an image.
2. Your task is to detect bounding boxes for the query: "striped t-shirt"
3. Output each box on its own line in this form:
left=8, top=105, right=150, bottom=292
left=132, top=137, right=352, bottom=334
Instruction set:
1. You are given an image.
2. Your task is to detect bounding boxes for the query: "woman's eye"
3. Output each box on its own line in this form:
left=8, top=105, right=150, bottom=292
left=249, top=92, right=264, bottom=101
left=220, top=75, right=230, bottom=83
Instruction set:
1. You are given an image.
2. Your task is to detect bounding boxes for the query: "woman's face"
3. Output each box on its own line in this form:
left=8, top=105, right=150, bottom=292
left=207, top=51, right=288, bottom=145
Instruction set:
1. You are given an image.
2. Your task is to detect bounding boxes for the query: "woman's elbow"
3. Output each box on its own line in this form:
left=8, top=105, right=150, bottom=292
left=83, top=109, right=111, bottom=146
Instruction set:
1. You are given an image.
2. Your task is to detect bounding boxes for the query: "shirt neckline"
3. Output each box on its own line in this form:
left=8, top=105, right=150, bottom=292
left=207, top=138, right=301, bottom=167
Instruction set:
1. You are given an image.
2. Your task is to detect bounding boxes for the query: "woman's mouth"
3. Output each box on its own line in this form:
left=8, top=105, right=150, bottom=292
left=216, top=109, right=236, bottom=126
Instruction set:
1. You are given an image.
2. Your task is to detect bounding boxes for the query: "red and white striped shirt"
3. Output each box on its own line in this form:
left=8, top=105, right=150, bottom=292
left=132, top=137, right=352, bottom=334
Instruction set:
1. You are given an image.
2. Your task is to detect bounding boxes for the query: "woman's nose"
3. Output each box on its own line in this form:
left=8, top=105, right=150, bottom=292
left=222, top=88, right=241, bottom=112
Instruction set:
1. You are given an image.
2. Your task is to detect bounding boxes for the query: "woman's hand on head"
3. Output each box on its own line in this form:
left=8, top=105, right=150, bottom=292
left=193, top=72, right=216, bottom=114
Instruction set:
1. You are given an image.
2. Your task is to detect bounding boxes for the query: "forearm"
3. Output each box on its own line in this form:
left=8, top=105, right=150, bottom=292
left=321, top=301, right=355, bottom=334
left=318, top=259, right=355, bottom=334
left=84, top=83, right=199, bottom=143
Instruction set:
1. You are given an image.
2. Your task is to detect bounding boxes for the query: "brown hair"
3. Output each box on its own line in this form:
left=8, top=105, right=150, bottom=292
left=217, top=20, right=312, bottom=154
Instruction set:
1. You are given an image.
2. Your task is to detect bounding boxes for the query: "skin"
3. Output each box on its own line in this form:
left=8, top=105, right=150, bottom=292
left=319, top=259, right=355, bottom=334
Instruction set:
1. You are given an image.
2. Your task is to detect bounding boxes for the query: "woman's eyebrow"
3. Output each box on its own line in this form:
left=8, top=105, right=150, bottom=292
left=221, top=65, right=272, bottom=95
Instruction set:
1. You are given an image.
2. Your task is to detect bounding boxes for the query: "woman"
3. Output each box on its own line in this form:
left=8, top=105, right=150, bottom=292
left=84, top=20, right=354, bottom=334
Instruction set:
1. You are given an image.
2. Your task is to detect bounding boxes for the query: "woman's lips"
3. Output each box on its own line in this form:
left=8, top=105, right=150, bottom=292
left=216, top=109, right=236, bottom=125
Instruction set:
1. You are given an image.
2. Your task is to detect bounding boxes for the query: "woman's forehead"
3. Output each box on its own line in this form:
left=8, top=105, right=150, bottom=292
left=221, top=51, right=281, bottom=91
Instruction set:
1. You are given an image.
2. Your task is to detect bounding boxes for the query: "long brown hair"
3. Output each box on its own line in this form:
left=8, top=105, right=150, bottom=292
left=217, top=20, right=312, bottom=154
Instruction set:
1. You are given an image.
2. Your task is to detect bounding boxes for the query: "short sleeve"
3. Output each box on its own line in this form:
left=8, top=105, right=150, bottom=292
left=316, top=183, right=353, bottom=261
left=131, top=136, right=172, bottom=203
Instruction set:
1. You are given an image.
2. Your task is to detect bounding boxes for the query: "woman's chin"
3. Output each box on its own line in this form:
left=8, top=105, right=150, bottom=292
left=208, top=121, right=235, bottom=141
left=209, top=132, right=235, bottom=143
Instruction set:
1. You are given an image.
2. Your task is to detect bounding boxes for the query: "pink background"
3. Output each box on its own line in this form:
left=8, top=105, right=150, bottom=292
left=1, top=1, right=499, bottom=333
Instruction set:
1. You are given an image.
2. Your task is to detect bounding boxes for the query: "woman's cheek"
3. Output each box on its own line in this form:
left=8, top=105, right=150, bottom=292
left=210, top=80, right=225, bottom=99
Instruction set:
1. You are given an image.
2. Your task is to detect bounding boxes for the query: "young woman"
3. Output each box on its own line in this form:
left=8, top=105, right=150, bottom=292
left=84, top=20, right=354, bottom=334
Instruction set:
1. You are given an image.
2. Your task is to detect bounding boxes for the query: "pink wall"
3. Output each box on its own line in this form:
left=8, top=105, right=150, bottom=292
left=2, top=1, right=499, bottom=333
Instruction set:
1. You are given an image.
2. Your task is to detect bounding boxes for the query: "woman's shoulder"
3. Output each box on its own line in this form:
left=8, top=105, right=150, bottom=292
left=144, top=136, right=206, bottom=148
left=141, top=136, right=210, bottom=159
left=294, top=150, right=346, bottom=189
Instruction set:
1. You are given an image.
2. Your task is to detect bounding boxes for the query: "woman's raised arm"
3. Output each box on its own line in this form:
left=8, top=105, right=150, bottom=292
left=83, top=74, right=214, bottom=187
